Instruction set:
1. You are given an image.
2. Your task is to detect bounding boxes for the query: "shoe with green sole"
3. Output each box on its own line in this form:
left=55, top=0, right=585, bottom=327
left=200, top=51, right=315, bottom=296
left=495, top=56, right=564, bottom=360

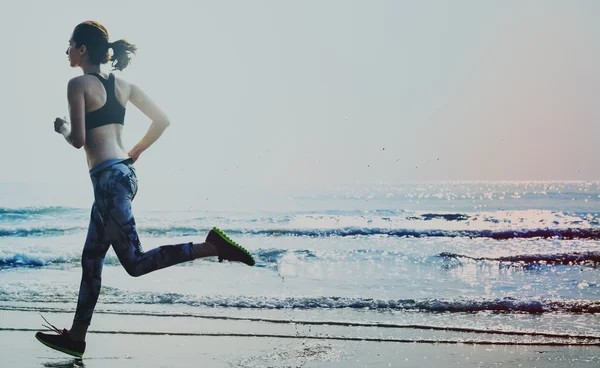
left=207, top=227, right=255, bottom=266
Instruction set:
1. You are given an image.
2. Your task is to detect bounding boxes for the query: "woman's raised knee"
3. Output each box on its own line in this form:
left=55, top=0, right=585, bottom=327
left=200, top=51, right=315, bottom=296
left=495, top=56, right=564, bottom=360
left=123, top=263, right=143, bottom=277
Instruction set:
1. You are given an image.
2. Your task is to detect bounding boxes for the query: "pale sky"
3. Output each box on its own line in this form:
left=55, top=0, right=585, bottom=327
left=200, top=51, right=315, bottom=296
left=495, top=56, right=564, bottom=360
left=1, top=1, right=599, bottom=208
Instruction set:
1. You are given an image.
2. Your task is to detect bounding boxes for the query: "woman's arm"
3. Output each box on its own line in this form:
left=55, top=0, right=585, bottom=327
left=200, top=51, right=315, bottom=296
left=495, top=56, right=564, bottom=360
left=127, top=83, right=171, bottom=162
left=54, top=78, right=86, bottom=149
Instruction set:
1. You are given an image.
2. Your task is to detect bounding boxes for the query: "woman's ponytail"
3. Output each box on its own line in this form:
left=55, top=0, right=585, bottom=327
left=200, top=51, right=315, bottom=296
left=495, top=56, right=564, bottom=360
left=109, top=39, right=137, bottom=71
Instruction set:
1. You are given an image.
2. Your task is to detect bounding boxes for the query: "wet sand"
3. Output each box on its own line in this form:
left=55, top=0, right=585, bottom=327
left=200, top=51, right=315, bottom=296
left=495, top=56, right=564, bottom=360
left=2, top=309, right=600, bottom=367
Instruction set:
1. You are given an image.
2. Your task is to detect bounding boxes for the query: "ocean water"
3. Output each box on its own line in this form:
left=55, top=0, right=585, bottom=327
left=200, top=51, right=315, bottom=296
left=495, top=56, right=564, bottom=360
left=1, top=181, right=599, bottom=347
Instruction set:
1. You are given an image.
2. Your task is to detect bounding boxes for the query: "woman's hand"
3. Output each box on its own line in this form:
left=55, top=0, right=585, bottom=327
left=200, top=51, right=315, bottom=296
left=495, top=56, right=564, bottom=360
left=128, top=145, right=143, bottom=163
left=54, top=117, right=70, bottom=135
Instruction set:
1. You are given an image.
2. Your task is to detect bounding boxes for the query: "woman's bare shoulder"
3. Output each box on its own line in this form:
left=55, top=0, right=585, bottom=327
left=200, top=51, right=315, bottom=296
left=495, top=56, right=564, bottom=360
left=113, top=74, right=134, bottom=100
left=113, top=73, right=132, bottom=83
left=67, top=75, right=88, bottom=87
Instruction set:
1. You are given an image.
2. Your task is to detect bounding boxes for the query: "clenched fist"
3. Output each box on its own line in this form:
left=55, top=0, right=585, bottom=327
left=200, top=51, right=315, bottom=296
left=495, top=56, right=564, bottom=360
left=54, top=117, right=69, bottom=134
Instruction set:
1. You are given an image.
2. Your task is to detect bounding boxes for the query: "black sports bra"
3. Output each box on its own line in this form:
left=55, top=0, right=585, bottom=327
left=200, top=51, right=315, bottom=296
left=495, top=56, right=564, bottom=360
left=85, top=73, right=126, bottom=131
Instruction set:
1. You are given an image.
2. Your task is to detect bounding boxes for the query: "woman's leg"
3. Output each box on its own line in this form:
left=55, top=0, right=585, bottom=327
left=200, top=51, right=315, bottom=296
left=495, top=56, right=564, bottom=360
left=95, top=163, right=216, bottom=277
left=69, top=203, right=111, bottom=341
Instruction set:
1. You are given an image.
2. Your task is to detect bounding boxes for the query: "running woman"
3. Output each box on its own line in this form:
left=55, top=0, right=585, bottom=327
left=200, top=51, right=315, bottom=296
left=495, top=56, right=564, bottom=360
left=35, top=21, right=255, bottom=358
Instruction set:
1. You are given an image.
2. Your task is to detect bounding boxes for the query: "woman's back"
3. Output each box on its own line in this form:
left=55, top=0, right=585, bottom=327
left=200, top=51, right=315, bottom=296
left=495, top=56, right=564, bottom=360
left=80, top=72, right=132, bottom=168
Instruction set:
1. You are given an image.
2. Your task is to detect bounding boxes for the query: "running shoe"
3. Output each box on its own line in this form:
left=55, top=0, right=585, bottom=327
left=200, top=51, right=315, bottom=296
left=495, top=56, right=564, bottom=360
left=35, top=316, right=85, bottom=358
left=206, top=227, right=255, bottom=266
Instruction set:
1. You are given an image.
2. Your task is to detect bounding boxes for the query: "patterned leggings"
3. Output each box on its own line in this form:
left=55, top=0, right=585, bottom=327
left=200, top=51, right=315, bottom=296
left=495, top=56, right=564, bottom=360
left=74, top=159, right=194, bottom=326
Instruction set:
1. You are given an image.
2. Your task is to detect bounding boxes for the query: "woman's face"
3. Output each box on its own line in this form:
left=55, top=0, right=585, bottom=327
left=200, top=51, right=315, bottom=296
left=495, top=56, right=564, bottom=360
left=66, top=37, right=84, bottom=68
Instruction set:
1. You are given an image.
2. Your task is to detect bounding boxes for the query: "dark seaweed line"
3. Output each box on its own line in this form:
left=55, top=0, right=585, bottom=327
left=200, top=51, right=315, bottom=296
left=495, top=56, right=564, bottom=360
left=438, top=251, right=600, bottom=265
left=2, top=328, right=599, bottom=346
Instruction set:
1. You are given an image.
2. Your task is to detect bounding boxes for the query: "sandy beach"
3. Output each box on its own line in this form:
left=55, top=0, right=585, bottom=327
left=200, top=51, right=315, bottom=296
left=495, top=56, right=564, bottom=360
left=2, top=308, right=599, bottom=367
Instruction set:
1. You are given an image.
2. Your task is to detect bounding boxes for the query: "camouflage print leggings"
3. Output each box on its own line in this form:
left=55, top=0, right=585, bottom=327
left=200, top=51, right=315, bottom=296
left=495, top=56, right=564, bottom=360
left=74, top=158, right=195, bottom=326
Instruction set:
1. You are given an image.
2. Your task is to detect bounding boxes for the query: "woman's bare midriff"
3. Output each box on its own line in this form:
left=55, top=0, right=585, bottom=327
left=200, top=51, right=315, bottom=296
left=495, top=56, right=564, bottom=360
left=84, top=123, right=129, bottom=169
